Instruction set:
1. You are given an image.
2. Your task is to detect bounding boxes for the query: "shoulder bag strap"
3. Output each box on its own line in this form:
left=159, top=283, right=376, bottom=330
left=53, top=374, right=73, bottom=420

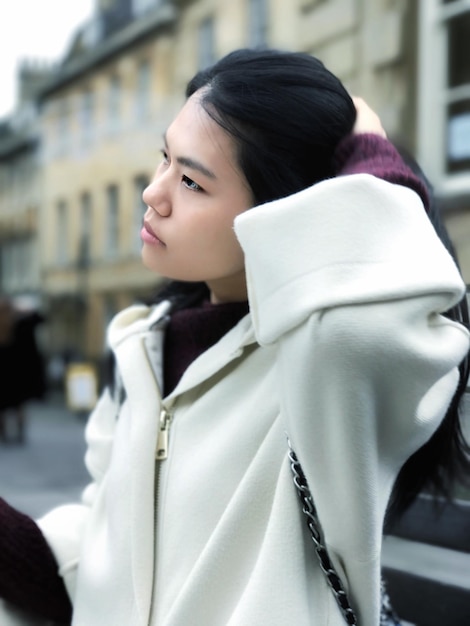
left=288, top=439, right=358, bottom=625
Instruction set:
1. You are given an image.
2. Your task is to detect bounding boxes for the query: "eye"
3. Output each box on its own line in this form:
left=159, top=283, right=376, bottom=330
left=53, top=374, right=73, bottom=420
left=182, top=175, right=203, bottom=192
left=160, top=149, right=169, bottom=163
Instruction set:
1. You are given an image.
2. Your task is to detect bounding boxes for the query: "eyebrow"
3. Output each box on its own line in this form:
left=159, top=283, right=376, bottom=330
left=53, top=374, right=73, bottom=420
left=163, top=133, right=216, bottom=180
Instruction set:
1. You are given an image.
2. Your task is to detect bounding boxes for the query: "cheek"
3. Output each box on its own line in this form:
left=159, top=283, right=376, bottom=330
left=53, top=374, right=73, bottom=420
left=184, top=214, right=244, bottom=268
left=211, top=227, right=245, bottom=271
left=202, top=213, right=241, bottom=250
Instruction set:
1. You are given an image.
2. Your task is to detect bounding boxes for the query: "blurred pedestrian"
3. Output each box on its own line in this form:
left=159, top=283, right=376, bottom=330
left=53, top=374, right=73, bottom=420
left=0, top=48, right=469, bottom=626
left=0, top=297, right=46, bottom=444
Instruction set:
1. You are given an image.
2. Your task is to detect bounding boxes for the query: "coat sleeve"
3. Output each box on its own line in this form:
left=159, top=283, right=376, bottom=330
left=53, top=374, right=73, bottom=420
left=334, top=133, right=431, bottom=208
left=36, top=386, right=118, bottom=601
left=0, top=497, right=72, bottom=622
left=234, top=173, right=469, bottom=625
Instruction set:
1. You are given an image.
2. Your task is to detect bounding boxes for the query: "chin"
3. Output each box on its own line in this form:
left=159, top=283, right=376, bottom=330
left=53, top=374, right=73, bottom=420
left=141, top=249, right=165, bottom=275
left=140, top=252, right=202, bottom=282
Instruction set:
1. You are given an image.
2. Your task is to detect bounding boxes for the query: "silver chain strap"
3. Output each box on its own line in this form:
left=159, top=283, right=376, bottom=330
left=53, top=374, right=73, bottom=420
left=288, top=440, right=402, bottom=626
left=287, top=439, right=358, bottom=625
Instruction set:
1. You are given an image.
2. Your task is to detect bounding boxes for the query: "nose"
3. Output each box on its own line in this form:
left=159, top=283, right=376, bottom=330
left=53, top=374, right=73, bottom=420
left=142, top=175, right=171, bottom=217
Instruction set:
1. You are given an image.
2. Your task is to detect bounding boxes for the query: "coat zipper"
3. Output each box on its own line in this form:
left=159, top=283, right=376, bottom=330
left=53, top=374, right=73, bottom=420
left=156, top=407, right=172, bottom=460
left=147, top=405, right=173, bottom=625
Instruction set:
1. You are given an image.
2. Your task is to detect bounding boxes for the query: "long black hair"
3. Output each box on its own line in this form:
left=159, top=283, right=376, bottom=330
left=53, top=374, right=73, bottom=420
left=186, top=48, right=356, bottom=205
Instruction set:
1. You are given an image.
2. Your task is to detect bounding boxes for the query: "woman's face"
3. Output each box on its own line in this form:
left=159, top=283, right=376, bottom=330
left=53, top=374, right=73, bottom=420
left=141, top=92, right=253, bottom=303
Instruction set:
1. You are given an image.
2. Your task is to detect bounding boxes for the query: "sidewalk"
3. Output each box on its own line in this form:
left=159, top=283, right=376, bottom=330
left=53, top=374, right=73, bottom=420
left=0, top=395, right=89, bottom=519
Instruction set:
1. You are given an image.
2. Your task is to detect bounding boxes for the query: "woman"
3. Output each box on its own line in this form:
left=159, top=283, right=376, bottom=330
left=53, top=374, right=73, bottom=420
left=0, top=48, right=468, bottom=626
left=0, top=298, right=46, bottom=444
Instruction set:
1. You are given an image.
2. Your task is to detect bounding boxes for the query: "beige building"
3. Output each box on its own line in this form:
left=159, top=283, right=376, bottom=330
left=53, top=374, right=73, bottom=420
left=0, top=62, right=52, bottom=311
left=38, top=3, right=178, bottom=373
left=0, top=0, right=468, bottom=380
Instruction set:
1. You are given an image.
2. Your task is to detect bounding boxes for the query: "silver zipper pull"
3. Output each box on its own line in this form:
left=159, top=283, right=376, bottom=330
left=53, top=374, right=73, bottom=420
left=156, top=408, right=171, bottom=460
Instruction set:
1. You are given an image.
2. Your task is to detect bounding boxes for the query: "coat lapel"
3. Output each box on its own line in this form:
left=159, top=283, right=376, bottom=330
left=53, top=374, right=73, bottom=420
left=113, top=331, right=163, bottom=623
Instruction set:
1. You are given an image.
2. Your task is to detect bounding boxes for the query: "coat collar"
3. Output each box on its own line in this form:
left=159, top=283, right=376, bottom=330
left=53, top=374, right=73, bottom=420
left=109, top=299, right=257, bottom=401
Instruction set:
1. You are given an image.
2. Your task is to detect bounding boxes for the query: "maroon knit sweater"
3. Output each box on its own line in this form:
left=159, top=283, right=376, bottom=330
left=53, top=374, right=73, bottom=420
left=0, top=135, right=429, bottom=622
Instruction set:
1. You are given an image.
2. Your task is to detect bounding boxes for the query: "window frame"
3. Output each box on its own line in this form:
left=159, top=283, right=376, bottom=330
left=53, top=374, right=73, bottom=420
left=80, top=89, right=94, bottom=149
left=418, top=0, right=470, bottom=195
left=56, top=200, right=68, bottom=266
left=198, top=16, right=216, bottom=70
left=107, top=75, right=121, bottom=135
left=248, top=0, right=268, bottom=48
left=79, top=192, right=92, bottom=265
left=105, top=185, right=119, bottom=258
left=135, top=59, right=151, bottom=121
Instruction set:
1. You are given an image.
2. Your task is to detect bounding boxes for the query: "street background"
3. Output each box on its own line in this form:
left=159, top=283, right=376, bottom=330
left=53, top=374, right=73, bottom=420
left=0, top=394, right=88, bottom=519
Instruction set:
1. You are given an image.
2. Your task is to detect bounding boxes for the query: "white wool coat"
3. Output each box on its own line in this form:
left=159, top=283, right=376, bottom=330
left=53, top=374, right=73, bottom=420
left=1, top=174, right=468, bottom=625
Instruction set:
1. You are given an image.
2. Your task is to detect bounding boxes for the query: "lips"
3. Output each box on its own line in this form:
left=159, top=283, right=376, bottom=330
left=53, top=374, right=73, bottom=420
left=142, top=221, right=165, bottom=246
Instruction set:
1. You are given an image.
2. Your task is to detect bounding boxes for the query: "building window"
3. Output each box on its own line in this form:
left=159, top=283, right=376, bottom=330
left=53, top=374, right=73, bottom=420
left=80, top=90, right=94, bottom=148
left=132, top=0, right=158, bottom=17
left=135, top=60, right=151, bottom=121
left=106, top=185, right=119, bottom=258
left=0, top=242, right=28, bottom=291
left=133, top=175, right=149, bottom=253
left=418, top=0, right=470, bottom=191
left=12, top=239, right=32, bottom=290
left=56, top=98, right=70, bottom=155
left=79, top=192, right=92, bottom=266
left=107, top=75, right=121, bottom=135
left=248, top=0, right=268, bottom=48
left=198, top=17, right=216, bottom=69
left=0, top=243, right=16, bottom=291
left=57, top=201, right=68, bottom=265
left=446, top=10, right=470, bottom=174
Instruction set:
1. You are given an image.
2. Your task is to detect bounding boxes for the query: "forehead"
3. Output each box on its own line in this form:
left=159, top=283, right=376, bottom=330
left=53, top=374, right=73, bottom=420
left=167, top=93, right=238, bottom=167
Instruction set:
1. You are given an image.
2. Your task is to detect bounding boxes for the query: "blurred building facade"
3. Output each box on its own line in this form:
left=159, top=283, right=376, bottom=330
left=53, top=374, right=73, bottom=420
left=37, top=1, right=178, bottom=370
left=0, top=0, right=469, bottom=380
left=0, top=61, right=54, bottom=313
